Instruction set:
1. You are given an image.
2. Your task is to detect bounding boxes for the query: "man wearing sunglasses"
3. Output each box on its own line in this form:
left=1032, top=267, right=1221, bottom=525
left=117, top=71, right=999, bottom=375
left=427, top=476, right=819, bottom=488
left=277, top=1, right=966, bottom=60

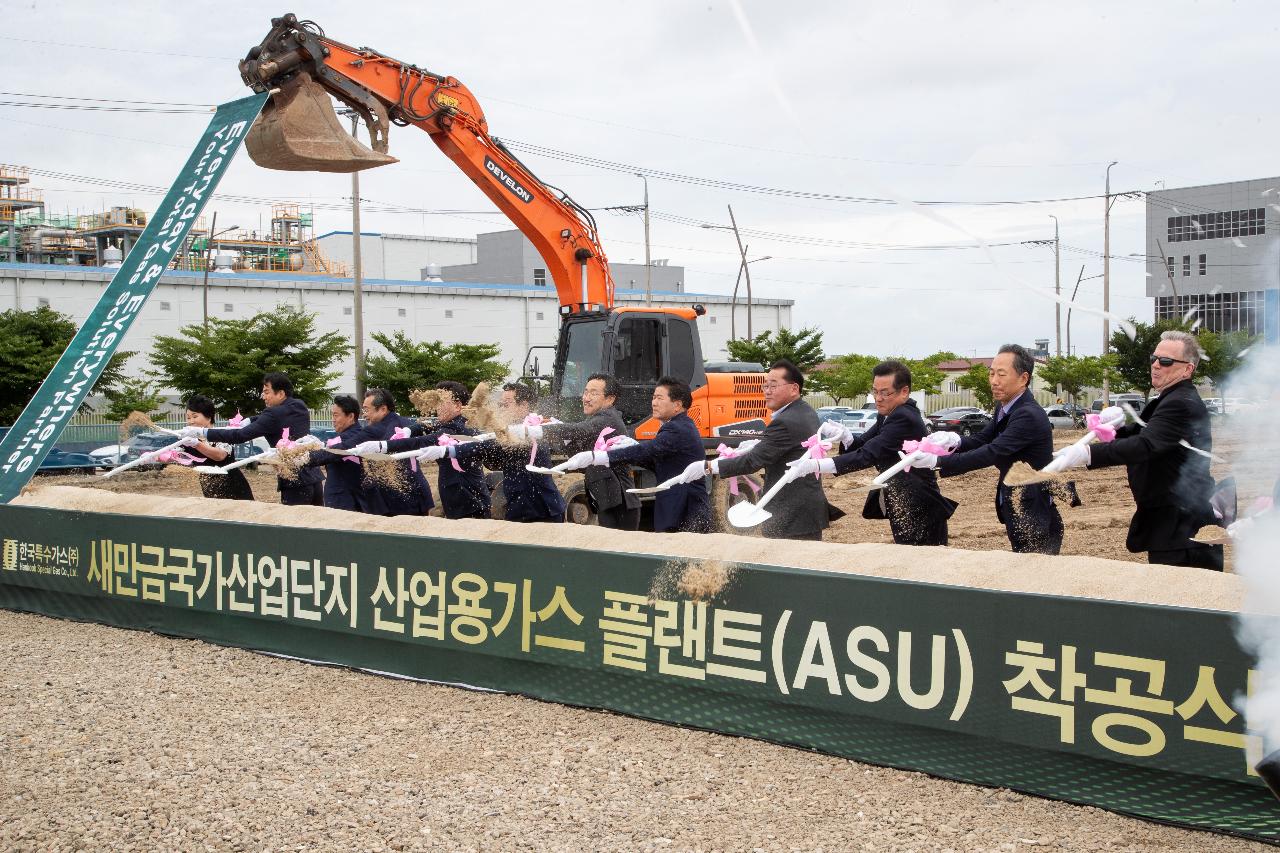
left=1054, top=330, right=1221, bottom=570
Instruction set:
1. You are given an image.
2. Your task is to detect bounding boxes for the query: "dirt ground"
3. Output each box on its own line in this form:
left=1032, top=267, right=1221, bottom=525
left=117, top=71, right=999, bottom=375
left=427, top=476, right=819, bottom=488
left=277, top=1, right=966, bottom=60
left=0, top=610, right=1267, bottom=852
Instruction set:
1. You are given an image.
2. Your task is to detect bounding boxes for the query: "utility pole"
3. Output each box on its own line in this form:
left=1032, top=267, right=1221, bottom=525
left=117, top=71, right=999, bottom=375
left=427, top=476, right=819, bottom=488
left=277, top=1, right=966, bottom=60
left=1102, top=161, right=1117, bottom=405
left=726, top=204, right=752, bottom=338
left=202, top=211, right=216, bottom=331
left=345, top=111, right=367, bottom=400
left=1050, top=214, right=1061, bottom=358
left=636, top=173, right=651, bottom=304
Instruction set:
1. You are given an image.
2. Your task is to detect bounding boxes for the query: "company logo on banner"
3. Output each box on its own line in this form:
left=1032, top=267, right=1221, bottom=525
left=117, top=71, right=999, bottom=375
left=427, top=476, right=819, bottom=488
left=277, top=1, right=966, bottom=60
left=0, top=92, right=268, bottom=503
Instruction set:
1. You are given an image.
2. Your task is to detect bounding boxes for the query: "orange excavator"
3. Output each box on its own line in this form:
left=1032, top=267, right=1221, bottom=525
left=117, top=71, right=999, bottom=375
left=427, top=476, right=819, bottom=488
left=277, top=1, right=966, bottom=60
left=238, top=14, right=769, bottom=451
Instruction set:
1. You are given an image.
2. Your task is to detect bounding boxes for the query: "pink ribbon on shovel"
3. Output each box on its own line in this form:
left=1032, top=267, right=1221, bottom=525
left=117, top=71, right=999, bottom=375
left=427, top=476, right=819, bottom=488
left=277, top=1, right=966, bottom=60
left=154, top=449, right=202, bottom=466
left=327, top=436, right=360, bottom=464
left=525, top=413, right=547, bottom=466
left=1084, top=413, right=1118, bottom=443
left=798, top=434, right=828, bottom=479
left=716, top=443, right=762, bottom=496
left=437, top=433, right=464, bottom=472
left=899, top=438, right=954, bottom=472
left=594, top=426, right=629, bottom=453
left=227, top=411, right=246, bottom=428
left=275, top=427, right=296, bottom=450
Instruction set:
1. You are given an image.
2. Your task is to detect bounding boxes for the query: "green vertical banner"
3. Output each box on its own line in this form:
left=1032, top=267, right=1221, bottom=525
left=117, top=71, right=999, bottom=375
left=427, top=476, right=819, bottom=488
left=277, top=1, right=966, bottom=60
left=0, top=92, right=268, bottom=503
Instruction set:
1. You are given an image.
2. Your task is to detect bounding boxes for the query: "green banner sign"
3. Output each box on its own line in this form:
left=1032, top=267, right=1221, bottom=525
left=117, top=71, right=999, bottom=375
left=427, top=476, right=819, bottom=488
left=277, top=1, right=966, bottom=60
left=0, top=93, right=267, bottom=503
left=1, top=502, right=1277, bottom=840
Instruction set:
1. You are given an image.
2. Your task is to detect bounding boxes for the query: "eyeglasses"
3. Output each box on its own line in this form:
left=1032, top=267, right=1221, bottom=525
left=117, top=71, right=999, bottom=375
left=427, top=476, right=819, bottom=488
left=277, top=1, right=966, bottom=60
left=1150, top=354, right=1191, bottom=367
left=871, top=387, right=903, bottom=399
left=762, top=381, right=797, bottom=390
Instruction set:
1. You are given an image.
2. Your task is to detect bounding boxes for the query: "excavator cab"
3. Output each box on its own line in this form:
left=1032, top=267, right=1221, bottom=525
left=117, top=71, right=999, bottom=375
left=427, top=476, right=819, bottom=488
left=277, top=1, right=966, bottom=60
left=552, top=308, right=707, bottom=431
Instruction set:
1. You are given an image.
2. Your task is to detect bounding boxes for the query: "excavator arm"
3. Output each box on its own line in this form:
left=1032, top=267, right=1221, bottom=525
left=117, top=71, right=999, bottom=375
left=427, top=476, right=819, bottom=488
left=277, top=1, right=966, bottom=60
left=238, top=13, right=614, bottom=313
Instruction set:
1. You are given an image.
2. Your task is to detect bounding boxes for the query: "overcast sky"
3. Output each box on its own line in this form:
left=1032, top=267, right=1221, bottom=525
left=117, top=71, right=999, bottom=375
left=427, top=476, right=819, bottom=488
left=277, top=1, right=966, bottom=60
left=5, top=0, right=1279, bottom=359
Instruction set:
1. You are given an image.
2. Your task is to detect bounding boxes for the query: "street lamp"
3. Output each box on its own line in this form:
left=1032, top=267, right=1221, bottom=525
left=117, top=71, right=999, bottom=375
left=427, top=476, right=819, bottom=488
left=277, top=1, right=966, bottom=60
left=1066, top=266, right=1103, bottom=357
left=729, top=253, right=771, bottom=340
left=1049, top=214, right=1061, bottom=357
left=635, top=173, right=651, bottom=304
left=701, top=205, right=759, bottom=337
left=338, top=108, right=367, bottom=399
left=1103, top=160, right=1118, bottom=404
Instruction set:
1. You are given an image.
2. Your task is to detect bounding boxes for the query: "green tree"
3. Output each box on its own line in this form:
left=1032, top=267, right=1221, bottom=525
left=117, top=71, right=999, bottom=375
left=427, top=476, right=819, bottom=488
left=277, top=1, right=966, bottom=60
left=1037, top=355, right=1105, bottom=406
left=726, top=326, right=825, bottom=372
left=103, top=376, right=167, bottom=422
left=1109, top=318, right=1190, bottom=399
left=362, top=332, right=509, bottom=405
left=1195, top=329, right=1255, bottom=392
left=808, top=354, right=879, bottom=404
left=955, top=363, right=994, bottom=410
left=149, top=304, right=350, bottom=416
left=0, top=306, right=131, bottom=424
left=899, top=350, right=958, bottom=395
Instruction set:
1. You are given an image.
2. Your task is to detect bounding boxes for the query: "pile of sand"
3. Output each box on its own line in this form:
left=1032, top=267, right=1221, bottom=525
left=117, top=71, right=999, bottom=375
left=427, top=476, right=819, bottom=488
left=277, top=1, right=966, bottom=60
left=13, top=485, right=1246, bottom=612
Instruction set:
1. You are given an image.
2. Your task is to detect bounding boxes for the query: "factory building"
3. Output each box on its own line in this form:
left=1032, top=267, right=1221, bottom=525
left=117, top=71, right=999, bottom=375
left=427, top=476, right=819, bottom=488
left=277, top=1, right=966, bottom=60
left=1146, top=177, right=1280, bottom=342
left=0, top=264, right=792, bottom=391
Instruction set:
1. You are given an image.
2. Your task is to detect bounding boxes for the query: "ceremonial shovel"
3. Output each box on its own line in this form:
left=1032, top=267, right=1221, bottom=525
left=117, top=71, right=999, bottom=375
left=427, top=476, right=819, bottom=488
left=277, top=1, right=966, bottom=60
left=627, top=472, right=690, bottom=496
left=726, top=465, right=804, bottom=528
left=103, top=439, right=188, bottom=478
left=351, top=433, right=497, bottom=462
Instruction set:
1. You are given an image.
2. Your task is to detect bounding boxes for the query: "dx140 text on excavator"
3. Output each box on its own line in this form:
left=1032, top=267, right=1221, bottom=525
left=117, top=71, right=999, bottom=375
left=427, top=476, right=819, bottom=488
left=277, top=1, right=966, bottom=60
left=237, top=13, right=771, bottom=451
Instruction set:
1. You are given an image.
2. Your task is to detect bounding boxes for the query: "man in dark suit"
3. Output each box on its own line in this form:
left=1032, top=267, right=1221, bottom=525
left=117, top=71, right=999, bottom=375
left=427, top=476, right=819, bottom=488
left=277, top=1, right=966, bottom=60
left=304, top=394, right=366, bottom=512
left=522, top=373, right=640, bottom=530
left=445, top=383, right=566, bottom=523
left=787, top=360, right=956, bottom=545
left=562, top=377, right=711, bottom=533
left=703, top=359, right=831, bottom=541
left=355, top=381, right=488, bottom=519
left=1055, top=331, right=1223, bottom=570
left=183, top=371, right=324, bottom=506
left=910, top=345, right=1065, bottom=554
left=331, top=388, right=435, bottom=517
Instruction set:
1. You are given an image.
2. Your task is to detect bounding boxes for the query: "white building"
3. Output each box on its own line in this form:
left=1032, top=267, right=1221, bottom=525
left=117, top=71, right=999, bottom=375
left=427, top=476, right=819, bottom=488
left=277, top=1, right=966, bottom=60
left=314, top=231, right=479, bottom=280
left=0, top=263, right=793, bottom=392
left=1145, top=177, right=1280, bottom=341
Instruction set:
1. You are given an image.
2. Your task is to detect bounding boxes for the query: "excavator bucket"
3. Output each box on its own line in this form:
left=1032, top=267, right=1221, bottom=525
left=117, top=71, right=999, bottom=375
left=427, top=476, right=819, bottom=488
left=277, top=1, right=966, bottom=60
left=245, top=72, right=398, bottom=173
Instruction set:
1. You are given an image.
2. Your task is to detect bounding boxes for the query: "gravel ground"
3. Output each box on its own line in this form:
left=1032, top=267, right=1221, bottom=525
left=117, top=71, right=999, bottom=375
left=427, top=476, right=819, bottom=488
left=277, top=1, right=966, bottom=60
left=0, top=611, right=1268, bottom=852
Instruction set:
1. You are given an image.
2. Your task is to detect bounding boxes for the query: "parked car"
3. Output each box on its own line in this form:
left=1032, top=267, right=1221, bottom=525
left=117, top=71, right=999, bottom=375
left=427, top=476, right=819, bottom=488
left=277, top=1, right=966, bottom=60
left=840, top=411, right=878, bottom=437
left=816, top=406, right=858, bottom=424
left=927, top=410, right=992, bottom=436
left=1043, top=406, right=1081, bottom=430
left=89, top=431, right=176, bottom=470
left=1091, top=394, right=1146, bottom=413
left=924, top=406, right=983, bottom=433
left=38, top=448, right=99, bottom=476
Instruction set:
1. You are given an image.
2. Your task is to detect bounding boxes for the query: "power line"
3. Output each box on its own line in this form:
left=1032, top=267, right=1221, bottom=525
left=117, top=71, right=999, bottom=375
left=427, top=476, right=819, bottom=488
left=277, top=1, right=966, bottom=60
left=0, top=101, right=210, bottom=114
left=0, top=91, right=217, bottom=107
left=0, top=35, right=236, bottom=61
left=500, top=138, right=1130, bottom=207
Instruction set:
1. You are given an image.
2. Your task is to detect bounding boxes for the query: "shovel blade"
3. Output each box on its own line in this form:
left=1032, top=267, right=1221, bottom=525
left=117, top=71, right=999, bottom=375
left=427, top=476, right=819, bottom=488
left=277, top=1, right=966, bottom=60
left=246, top=72, right=398, bottom=173
left=727, top=500, right=772, bottom=529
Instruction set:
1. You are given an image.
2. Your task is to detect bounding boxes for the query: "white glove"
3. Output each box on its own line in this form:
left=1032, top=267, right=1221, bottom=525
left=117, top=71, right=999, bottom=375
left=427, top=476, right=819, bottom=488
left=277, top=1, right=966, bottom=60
left=735, top=439, right=760, bottom=454
left=1227, top=516, right=1254, bottom=538
left=678, top=459, right=709, bottom=484
left=928, top=431, right=962, bottom=451
left=608, top=435, right=638, bottom=450
left=507, top=423, right=544, bottom=441
left=1098, top=405, right=1125, bottom=426
left=1052, top=442, right=1092, bottom=469
left=179, top=436, right=200, bottom=447
left=350, top=440, right=387, bottom=456
left=415, top=445, right=449, bottom=462
left=817, top=420, right=855, bottom=450
left=900, top=450, right=938, bottom=471
left=178, top=426, right=206, bottom=440
left=706, top=458, right=720, bottom=477
left=562, top=450, right=608, bottom=470
left=787, top=456, right=837, bottom=477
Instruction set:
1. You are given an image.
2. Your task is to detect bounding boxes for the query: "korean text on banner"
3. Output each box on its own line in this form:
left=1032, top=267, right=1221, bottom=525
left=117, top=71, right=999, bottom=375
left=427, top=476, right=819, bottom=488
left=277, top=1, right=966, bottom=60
left=0, top=93, right=268, bottom=503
